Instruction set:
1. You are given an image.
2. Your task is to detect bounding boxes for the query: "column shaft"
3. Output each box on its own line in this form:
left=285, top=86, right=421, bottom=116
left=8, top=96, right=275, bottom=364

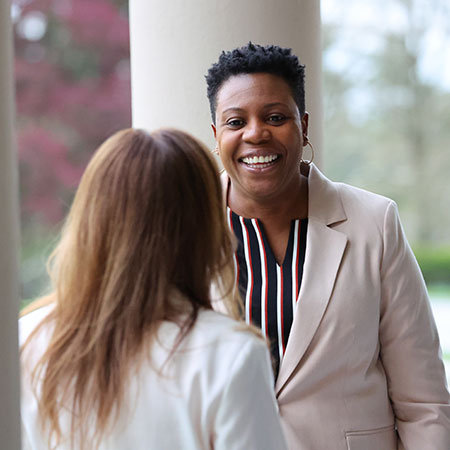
left=0, top=0, right=22, bottom=447
left=129, top=0, right=322, bottom=163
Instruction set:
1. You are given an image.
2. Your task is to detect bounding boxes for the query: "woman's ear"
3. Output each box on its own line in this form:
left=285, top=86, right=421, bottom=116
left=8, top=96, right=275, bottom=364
left=211, top=123, right=217, bottom=139
left=301, top=112, right=309, bottom=145
left=301, top=112, right=309, bottom=134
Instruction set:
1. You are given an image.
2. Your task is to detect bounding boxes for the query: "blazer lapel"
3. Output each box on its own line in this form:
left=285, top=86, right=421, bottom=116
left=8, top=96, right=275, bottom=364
left=276, top=164, right=348, bottom=394
left=275, top=219, right=347, bottom=393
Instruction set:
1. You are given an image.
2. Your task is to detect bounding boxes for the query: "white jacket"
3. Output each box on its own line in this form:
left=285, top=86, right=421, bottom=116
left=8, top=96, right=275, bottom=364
left=20, top=305, right=288, bottom=450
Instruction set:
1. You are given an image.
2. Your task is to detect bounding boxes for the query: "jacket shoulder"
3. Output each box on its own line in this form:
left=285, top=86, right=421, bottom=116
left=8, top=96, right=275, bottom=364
left=336, top=181, right=394, bottom=211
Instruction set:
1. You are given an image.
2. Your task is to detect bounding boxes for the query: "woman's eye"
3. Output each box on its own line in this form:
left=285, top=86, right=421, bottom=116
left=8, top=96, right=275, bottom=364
left=267, top=115, right=286, bottom=123
left=226, top=119, right=244, bottom=127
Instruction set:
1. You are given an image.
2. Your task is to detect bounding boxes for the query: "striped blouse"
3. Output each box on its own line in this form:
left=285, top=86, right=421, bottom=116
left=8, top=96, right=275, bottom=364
left=227, top=208, right=308, bottom=376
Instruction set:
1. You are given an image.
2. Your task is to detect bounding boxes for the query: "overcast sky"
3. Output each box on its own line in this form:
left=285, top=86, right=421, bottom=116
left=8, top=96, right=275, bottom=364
left=321, top=0, right=450, bottom=91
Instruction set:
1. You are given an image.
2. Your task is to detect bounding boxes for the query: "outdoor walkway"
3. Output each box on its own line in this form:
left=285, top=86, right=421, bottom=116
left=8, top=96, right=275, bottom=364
left=430, top=299, right=450, bottom=384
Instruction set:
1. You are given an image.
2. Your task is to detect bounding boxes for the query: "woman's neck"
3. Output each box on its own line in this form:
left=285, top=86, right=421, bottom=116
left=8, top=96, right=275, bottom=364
left=228, top=175, right=308, bottom=265
left=228, top=174, right=309, bottom=223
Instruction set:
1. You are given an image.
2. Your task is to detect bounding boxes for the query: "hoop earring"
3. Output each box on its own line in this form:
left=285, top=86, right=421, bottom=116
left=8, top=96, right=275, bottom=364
left=212, top=144, right=219, bottom=155
left=301, top=137, right=315, bottom=165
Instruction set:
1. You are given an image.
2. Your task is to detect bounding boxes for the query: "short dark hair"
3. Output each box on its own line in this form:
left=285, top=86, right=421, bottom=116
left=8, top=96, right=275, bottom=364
left=205, top=42, right=306, bottom=123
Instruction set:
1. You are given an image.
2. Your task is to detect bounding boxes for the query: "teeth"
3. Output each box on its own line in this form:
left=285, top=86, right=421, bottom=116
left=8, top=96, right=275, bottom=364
left=242, top=155, right=278, bottom=164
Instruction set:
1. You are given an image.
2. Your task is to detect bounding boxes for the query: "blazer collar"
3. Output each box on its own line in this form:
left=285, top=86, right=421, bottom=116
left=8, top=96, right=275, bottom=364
left=302, top=162, right=347, bottom=226
left=276, top=163, right=348, bottom=394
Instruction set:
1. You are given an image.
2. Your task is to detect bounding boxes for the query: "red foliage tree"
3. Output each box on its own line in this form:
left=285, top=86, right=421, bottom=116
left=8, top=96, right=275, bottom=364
left=14, top=0, right=131, bottom=225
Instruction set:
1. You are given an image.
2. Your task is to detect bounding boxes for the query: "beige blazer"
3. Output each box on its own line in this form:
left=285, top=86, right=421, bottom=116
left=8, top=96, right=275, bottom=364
left=222, top=163, right=450, bottom=450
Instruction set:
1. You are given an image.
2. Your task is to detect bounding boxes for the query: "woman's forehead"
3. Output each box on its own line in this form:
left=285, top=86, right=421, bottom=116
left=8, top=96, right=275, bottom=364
left=216, top=73, right=297, bottom=113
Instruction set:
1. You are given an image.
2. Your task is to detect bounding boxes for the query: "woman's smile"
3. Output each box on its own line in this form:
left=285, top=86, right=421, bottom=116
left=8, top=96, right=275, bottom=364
left=212, top=72, right=307, bottom=203
left=240, top=153, right=281, bottom=170
left=241, top=154, right=279, bottom=165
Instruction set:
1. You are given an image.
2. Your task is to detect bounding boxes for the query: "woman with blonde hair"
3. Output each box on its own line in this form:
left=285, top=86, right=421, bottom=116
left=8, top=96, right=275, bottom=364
left=20, top=128, right=287, bottom=450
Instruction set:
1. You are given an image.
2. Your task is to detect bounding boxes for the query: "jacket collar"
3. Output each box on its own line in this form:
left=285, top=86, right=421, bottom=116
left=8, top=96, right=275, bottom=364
left=302, top=162, right=347, bottom=226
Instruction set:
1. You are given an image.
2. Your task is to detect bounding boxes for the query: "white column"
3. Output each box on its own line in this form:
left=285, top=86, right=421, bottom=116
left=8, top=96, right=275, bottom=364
left=129, top=0, right=323, bottom=164
left=0, top=0, right=22, bottom=448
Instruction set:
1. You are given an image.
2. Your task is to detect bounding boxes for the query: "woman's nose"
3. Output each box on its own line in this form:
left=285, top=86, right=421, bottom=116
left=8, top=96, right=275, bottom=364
left=242, top=120, right=270, bottom=143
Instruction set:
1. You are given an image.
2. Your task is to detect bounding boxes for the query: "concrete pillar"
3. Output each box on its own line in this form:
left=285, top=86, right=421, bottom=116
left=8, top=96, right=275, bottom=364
left=129, top=0, right=323, bottom=164
left=0, top=0, right=22, bottom=448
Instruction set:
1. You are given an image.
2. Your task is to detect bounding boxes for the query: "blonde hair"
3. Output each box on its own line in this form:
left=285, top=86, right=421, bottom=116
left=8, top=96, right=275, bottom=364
left=21, top=128, right=242, bottom=449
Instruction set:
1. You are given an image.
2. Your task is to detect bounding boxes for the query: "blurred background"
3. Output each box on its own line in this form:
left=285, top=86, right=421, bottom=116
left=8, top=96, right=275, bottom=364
left=13, top=0, right=449, bottom=373
left=13, top=0, right=131, bottom=303
left=322, top=0, right=450, bottom=378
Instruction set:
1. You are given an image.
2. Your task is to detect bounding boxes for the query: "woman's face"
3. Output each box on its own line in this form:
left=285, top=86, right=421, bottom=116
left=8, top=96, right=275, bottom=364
left=212, top=73, right=308, bottom=204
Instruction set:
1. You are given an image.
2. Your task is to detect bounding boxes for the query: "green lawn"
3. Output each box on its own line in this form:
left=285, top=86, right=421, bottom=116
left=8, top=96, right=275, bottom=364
left=428, top=284, right=450, bottom=301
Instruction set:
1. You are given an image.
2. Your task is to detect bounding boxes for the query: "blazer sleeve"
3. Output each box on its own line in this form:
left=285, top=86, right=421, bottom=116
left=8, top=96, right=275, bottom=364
left=379, top=200, right=450, bottom=449
left=21, top=425, right=32, bottom=450
left=213, top=338, right=288, bottom=450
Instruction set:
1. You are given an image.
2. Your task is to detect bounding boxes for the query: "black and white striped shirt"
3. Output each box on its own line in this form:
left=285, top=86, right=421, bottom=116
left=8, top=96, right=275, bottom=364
left=227, top=208, right=308, bottom=376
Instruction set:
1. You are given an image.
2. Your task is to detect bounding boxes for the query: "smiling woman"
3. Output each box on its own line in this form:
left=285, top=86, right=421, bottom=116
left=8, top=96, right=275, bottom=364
left=205, top=42, right=450, bottom=450
left=212, top=73, right=308, bottom=215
